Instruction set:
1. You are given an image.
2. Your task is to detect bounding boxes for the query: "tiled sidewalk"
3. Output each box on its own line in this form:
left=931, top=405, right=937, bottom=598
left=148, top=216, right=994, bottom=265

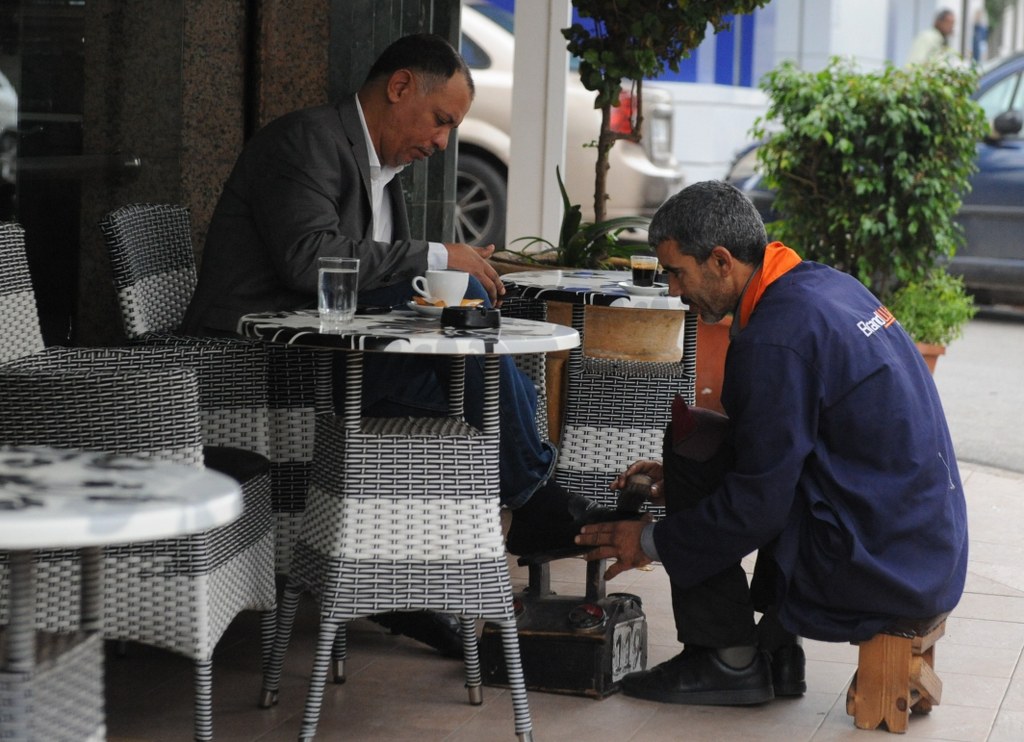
left=105, top=460, right=1024, bottom=741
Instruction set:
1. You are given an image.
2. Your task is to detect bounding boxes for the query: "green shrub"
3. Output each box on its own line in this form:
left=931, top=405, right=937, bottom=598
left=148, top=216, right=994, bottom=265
left=752, top=58, right=987, bottom=304
left=887, top=271, right=977, bottom=347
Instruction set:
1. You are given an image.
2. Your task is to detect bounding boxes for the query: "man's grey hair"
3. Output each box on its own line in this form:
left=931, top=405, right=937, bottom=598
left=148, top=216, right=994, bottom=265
left=648, top=180, right=768, bottom=265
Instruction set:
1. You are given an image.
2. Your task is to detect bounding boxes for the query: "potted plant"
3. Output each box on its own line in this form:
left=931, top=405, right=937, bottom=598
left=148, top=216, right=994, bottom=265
left=565, top=0, right=771, bottom=225
left=751, top=57, right=987, bottom=369
left=887, top=271, right=977, bottom=372
left=500, top=1, right=770, bottom=270
left=500, top=167, right=650, bottom=270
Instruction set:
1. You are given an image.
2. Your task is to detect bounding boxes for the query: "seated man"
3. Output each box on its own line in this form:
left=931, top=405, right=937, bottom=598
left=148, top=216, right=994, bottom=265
left=182, top=33, right=609, bottom=654
left=577, top=180, right=968, bottom=705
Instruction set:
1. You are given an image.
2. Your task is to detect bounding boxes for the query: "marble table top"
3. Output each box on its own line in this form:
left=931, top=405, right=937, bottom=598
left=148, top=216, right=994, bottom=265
left=502, top=269, right=688, bottom=310
left=0, top=445, right=241, bottom=550
left=238, top=308, right=580, bottom=355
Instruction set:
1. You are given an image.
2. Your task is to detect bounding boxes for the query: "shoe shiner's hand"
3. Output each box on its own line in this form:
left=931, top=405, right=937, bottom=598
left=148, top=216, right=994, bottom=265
left=609, top=460, right=665, bottom=505
left=575, top=515, right=653, bottom=580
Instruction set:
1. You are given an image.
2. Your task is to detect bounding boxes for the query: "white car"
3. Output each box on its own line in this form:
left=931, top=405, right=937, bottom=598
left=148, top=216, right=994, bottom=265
left=0, top=69, right=17, bottom=184
left=456, top=0, right=684, bottom=248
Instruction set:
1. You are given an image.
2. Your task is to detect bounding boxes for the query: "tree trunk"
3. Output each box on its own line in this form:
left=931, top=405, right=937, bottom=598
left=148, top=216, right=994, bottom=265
left=594, top=103, right=614, bottom=224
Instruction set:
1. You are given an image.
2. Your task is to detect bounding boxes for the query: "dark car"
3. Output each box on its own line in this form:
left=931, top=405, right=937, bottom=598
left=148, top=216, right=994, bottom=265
left=727, top=53, right=1024, bottom=306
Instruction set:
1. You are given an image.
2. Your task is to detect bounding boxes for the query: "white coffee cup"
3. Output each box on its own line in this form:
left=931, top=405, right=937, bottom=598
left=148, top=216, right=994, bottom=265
left=411, top=270, right=469, bottom=307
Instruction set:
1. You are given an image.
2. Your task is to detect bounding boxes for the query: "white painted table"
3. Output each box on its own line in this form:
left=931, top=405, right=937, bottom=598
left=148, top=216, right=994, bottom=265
left=237, top=309, right=578, bottom=740
left=237, top=307, right=580, bottom=355
left=0, top=445, right=241, bottom=742
left=500, top=268, right=686, bottom=309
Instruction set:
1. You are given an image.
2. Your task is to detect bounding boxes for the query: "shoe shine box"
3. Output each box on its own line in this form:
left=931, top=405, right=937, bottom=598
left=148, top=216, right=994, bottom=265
left=479, top=559, right=648, bottom=698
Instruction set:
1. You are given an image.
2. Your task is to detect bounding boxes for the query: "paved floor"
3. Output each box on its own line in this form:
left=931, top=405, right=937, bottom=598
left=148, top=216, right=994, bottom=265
left=105, top=458, right=1024, bottom=741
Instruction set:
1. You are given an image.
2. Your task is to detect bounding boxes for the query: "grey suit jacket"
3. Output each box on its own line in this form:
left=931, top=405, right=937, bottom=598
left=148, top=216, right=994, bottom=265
left=181, top=96, right=430, bottom=335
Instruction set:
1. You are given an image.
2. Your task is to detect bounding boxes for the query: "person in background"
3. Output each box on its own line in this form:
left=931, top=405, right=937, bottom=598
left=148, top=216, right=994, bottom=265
left=575, top=180, right=968, bottom=706
left=972, top=8, right=989, bottom=63
left=182, top=32, right=611, bottom=656
left=907, top=8, right=957, bottom=65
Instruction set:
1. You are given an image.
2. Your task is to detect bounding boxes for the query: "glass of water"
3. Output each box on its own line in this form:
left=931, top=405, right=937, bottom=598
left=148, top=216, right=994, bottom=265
left=318, top=257, right=359, bottom=329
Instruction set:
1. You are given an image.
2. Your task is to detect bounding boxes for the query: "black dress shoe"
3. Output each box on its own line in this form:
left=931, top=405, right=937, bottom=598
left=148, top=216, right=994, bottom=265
left=505, top=491, right=619, bottom=557
left=769, top=643, right=806, bottom=696
left=620, top=646, right=774, bottom=706
left=369, top=611, right=465, bottom=659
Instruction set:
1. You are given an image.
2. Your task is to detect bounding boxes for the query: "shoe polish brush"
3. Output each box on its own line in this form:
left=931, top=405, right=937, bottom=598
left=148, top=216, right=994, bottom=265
left=617, top=474, right=653, bottom=516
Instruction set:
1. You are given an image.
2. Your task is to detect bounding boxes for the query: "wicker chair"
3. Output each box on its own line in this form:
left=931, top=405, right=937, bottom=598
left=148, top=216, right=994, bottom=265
left=497, top=294, right=549, bottom=438
left=258, top=353, right=534, bottom=742
left=0, top=221, right=276, bottom=741
left=101, top=203, right=324, bottom=573
left=501, top=297, right=698, bottom=517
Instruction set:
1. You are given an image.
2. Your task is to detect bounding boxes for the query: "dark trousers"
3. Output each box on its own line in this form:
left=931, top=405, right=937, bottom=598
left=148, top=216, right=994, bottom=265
left=662, top=425, right=791, bottom=651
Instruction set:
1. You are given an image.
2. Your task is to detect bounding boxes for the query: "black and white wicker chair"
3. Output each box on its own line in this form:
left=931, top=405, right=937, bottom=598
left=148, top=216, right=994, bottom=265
left=0, top=221, right=276, bottom=741
left=258, top=354, right=534, bottom=741
left=554, top=314, right=698, bottom=517
left=504, top=298, right=698, bottom=518
left=498, top=294, right=550, bottom=438
left=101, top=203, right=324, bottom=573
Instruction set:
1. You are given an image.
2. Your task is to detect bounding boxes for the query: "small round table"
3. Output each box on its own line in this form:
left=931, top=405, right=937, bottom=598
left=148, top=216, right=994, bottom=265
left=500, top=267, right=684, bottom=309
left=0, top=445, right=241, bottom=742
left=238, top=308, right=578, bottom=742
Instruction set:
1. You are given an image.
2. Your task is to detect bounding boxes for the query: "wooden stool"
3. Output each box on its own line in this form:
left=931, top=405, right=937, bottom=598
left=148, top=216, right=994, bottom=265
left=846, top=613, right=948, bottom=733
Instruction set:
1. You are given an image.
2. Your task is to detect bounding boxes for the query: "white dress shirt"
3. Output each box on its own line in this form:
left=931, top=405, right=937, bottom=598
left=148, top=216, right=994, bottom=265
left=354, top=96, right=447, bottom=270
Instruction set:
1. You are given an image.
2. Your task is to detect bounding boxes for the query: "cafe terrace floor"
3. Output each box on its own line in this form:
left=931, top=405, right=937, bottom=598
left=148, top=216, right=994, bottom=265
left=104, top=459, right=1024, bottom=742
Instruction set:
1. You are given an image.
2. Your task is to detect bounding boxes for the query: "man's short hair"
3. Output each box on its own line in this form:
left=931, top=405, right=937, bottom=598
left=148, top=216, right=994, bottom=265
left=365, top=33, right=474, bottom=96
left=648, top=180, right=768, bottom=265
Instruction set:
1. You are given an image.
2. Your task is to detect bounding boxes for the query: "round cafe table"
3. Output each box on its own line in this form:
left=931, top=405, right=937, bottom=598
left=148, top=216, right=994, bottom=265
left=0, top=444, right=241, bottom=742
left=238, top=308, right=577, bottom=741
left=499, top=267, right=684, bottom=309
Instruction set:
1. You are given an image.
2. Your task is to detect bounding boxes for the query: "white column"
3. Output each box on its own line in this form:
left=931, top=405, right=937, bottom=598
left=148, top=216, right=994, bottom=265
left=506, top=0, right=572, bottom=250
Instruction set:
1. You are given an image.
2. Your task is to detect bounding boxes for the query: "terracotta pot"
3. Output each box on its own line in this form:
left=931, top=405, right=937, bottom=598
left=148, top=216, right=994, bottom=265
left=915, top=341, right=946, bottom=375
left=695, top=316, right=732, bottom=413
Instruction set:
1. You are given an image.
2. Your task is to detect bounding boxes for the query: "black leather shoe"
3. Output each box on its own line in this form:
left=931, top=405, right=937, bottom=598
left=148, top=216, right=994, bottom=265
left=369, top=611, right=465, bottom=659
left=769, top=643, right=806, bottom=696
left=505, top=492, right=619, bottom=558
left=620, top=646, right=774, bottom=706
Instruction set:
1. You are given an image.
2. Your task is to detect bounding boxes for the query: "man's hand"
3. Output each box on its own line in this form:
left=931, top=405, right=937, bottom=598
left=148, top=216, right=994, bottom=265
left=575, top=517, right=653, bottom=580
left=445, top=242, right=505, bottom=305
left=609, top=460, right=665, bottom=506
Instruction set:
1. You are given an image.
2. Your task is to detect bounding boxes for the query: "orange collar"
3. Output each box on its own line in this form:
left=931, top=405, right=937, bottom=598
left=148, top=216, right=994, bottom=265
left=735, top=242, right=803, bottom=330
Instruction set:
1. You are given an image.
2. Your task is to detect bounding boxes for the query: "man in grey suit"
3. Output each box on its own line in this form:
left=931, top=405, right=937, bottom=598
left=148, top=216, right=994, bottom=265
left=183, top=33, right=611, bottom=654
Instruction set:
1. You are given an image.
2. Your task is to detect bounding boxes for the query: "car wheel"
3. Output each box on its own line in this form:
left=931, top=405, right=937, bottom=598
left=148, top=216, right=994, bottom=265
left=455, top=152, right=506, bottom=249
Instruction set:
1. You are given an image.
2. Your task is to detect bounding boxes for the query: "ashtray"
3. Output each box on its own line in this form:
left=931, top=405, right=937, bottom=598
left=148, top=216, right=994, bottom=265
left=440, top=305, right=501, bottom=329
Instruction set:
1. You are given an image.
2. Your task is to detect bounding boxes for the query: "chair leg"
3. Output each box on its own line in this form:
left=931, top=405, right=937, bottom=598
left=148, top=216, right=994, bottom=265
left=846, top=620, right=947, bottom=733
left=848, top=634, right=913, bottom=733
left=299, top=618, right=341, bottom=742
left=331, top=623, right=347, bottom=683
left=497, top=618, right=534, bottom=742
left=459, top=615, right=483, bottom=705
left=193, top=658, right=214, bottom=742
left=259, top=584, right=301, bottom=708
left=259, top=608, right=277, bottom=677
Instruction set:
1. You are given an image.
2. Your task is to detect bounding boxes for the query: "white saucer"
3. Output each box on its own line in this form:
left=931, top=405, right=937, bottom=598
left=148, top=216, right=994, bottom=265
left=406, top=301, right=444, bottom=317
left=618, top=280, right=668, bottom=296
